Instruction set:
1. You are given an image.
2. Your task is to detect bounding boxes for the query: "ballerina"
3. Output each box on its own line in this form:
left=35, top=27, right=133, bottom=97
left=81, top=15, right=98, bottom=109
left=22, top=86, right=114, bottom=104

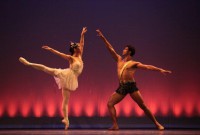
left=19, top=27, right=87, bottom=129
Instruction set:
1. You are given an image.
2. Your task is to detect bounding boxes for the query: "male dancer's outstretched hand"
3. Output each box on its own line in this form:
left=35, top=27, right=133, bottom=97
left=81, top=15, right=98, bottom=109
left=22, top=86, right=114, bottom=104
left=96, top=29, right=104, bottom=37
left=160, top=69, right=172, bottom=75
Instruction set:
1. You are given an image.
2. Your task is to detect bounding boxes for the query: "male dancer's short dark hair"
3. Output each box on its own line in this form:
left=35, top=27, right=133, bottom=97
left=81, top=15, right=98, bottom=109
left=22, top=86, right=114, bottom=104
left=126, top=45, right=135, bottom=56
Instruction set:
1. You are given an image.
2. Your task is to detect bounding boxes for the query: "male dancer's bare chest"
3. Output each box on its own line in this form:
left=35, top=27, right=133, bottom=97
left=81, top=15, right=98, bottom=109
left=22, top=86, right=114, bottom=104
left=117, top=61, right=133, bottom=78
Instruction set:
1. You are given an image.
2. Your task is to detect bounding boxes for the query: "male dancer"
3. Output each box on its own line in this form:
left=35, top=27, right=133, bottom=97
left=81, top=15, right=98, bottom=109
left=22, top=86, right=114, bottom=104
left=96, top=29, right=171, bottom=130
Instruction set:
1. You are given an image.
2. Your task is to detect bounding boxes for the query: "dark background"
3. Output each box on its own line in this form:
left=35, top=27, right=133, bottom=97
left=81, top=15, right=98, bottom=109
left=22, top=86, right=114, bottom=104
left=0, top=0, right=200, bottom=128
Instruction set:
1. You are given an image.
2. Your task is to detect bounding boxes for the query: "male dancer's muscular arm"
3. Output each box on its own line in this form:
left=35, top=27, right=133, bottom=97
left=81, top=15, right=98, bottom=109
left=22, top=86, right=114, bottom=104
left=96, top=29, right=121, bottom=62
left=136, top=62, right=172, bottom=75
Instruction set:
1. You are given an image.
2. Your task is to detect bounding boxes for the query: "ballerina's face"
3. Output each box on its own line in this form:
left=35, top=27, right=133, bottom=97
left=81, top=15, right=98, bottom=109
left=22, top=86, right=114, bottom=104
left=70, top=42, right=81, bottom=54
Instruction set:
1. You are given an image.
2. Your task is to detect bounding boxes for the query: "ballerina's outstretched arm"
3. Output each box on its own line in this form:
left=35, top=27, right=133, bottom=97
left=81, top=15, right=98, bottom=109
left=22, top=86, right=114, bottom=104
left=42, top=46, right=72, bottom=62
left=79, top=27, right=87, bottom=56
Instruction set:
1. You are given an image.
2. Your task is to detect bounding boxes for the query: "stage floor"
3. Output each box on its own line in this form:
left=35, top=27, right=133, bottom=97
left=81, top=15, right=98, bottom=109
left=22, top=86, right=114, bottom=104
left=0, top=130, right=199, bottom=135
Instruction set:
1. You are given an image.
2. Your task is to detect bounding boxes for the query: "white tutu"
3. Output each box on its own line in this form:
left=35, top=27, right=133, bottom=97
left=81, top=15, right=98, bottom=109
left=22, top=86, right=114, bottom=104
left=54, top=60, right=83, bottom=91
left=54, top=59, right=83, bottom=91
left=54, top=68, right=78, bottom=91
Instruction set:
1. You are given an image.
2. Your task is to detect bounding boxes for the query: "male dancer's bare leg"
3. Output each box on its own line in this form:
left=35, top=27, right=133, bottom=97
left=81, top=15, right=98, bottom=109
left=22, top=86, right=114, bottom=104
left=130, top=91, right=164, bottom=130
left=61, top=89, right=70, bottom=130
left=107, top=92, right=125, bottom=130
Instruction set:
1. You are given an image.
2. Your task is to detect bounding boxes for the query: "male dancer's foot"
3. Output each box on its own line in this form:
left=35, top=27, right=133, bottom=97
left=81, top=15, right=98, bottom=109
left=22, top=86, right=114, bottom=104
left=19, top=57, right=30, bottom=66
left=108, top=124, right=119, bottom=130
left=62, top=118, right=69, bottom=130
left=156, top=122, right=164, bottom=130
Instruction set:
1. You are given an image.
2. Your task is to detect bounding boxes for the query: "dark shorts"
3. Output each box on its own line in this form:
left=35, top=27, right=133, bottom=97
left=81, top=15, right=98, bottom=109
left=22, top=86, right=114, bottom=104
left=115, top=82, right=139, bottom=95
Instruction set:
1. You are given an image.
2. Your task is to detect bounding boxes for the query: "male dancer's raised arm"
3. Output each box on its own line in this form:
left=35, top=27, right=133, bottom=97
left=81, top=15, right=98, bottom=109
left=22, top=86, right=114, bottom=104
left=96, top=29, right=121, bottom=62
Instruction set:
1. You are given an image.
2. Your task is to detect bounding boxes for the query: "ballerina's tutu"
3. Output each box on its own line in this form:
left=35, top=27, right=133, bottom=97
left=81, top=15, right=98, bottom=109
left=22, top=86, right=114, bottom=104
left=54, top=68, right=78, bottom=91
left=54, top=60, right=83, bottom=91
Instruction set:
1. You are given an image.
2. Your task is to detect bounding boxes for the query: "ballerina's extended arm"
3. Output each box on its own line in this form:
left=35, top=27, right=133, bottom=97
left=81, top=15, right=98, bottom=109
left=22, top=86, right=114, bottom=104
left=42, top=46, right=72, bottom=62
left=79, top=27, right=87, bottom=56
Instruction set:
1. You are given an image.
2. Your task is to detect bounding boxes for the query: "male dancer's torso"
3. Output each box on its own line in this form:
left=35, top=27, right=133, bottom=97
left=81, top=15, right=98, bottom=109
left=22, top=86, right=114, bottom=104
left=117, top=59, right=138, bottom=83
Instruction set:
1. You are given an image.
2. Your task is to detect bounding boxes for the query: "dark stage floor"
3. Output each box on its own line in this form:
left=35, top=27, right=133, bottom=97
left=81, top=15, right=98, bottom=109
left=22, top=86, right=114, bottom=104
left=1, top=117, right=200, bottom=129
left=0, top=129, right=200, bottom=135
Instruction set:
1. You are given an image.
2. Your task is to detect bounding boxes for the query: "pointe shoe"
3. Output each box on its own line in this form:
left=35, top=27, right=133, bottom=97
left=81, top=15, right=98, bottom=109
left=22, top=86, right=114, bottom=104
left=62, top=118, right=69, bottom=130
left=19, top=57, right=30, bottom=65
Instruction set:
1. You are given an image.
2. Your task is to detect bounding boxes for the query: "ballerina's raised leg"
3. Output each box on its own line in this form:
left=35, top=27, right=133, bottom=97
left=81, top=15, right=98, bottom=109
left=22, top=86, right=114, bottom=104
left=19, top=57, right=71, bottom=130
left=19, top=57, right=56, bottom=76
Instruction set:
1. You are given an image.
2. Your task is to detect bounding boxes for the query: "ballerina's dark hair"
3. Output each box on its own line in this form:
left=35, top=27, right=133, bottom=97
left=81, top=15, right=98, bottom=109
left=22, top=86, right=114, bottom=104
left=69, top=42, right=78, bottom=55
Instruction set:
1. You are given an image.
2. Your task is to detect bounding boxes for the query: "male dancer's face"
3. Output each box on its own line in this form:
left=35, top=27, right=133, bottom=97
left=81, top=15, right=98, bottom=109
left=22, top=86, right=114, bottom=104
left=122, top=47, right=129, bottom=56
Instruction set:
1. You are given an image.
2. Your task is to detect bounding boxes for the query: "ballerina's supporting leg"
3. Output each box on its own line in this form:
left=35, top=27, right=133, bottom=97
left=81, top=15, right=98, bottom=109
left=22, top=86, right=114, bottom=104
left=61, top=89, right=70, bottom=129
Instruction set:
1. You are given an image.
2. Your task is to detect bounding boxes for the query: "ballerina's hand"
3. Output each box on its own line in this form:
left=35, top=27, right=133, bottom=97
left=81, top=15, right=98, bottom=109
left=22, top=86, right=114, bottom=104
left=81, top=27, right=87, bottom=35
left=42, top=45, right=51, bottom=50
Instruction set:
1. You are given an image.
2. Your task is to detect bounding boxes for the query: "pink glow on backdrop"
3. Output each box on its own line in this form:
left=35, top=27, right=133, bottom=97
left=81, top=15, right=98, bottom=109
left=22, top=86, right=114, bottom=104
left=198, top=101, right=200, bottom=115
left=148, top=102, right=157, bottom=115
left=1, top=80, right=200, bottom=118
left=20, top=101, right=31, bottom=117
left=122, top=101, right=132, bottom=116
left=0, top=103, right=4, bottom=117
left=98, top=102, right=107, bottom=117
left=173, top=102, right=183, bottom=117
left=43, top=92, right=57, bottom=117
left=71, top=101, right=83, bottom=117
left=85, top=102, right=95, bottom=117
left=134, top=105, right=144, bottom=117
left=0, top=89, right=199, bottom=118
left=46, top=100, right=56, bottom=117
left=33, top=101, right=44, bottom=117
left=184, top=102, right=194, bottom=117
left=1, top=70, right=200, bottom=118
left=160, top=102, right=169, bottom=116
left=7, top=101, right=18, bottom=117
